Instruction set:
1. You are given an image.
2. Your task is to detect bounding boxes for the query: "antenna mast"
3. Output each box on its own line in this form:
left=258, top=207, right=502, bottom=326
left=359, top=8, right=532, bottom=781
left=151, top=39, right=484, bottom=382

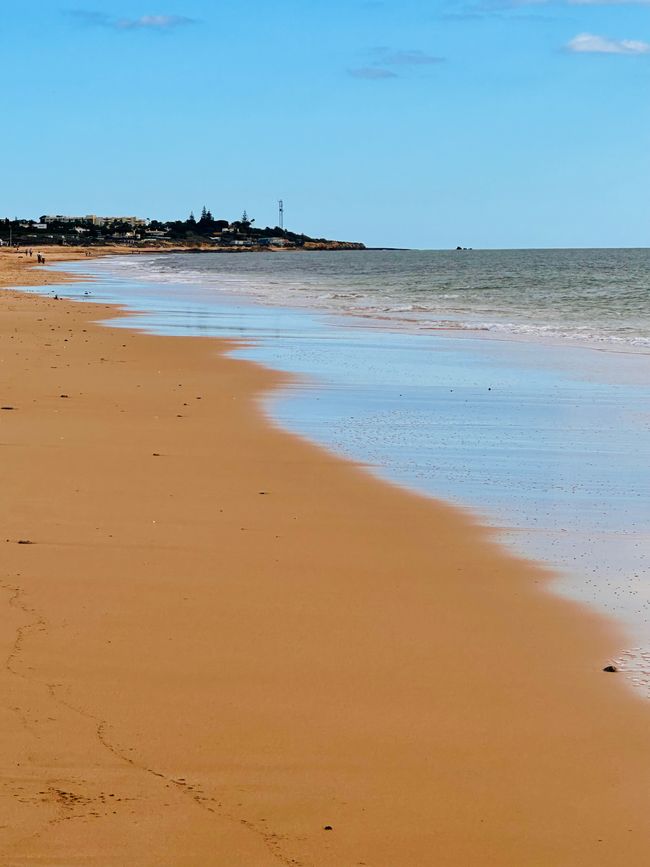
left=278, top=199, right=284, bottom=231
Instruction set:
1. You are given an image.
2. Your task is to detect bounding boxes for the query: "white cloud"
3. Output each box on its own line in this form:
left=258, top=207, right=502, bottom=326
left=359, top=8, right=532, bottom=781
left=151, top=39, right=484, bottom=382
left=566, top=32, right=650, bottom=54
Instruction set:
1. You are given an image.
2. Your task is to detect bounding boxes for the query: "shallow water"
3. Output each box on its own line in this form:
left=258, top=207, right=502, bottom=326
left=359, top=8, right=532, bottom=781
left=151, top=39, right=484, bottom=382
left=23, top=254, right=650, bottom=691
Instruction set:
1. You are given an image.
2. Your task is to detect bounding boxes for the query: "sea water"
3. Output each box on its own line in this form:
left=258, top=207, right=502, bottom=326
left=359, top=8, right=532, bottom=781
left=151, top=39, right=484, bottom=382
left=35, top=250, right=650, bottom=689
left=102, top=248, right=650, bottom=349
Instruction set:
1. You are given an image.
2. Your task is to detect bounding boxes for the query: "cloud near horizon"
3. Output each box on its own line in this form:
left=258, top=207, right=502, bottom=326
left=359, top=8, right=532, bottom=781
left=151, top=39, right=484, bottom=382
left=566, top=32, right=650, bottom=53
left=67, top=10, right=194, bottom=31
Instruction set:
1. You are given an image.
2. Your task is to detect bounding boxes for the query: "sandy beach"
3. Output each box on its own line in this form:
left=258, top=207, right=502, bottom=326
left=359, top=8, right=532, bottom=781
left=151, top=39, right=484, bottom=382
left=1, top=247, right=650, bottom=866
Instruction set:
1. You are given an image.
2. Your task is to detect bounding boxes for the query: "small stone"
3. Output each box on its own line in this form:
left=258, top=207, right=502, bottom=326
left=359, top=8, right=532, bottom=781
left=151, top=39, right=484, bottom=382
left=1, top=406, right=14, bottom=410
left=17, top=540, right=33, bottom=545
left=603, top=665, right=618, bottom=673
left=323, top=825, right=333, bottom=831
left=60, top=394, right=69, bottom=398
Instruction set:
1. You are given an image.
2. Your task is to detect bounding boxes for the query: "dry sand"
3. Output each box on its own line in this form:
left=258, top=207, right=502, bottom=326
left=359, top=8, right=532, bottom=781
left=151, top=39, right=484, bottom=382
left=1, top=247, right=649, bottom=865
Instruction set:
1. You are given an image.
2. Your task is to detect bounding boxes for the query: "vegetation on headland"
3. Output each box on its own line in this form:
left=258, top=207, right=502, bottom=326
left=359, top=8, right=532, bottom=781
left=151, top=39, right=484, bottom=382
left=0, top=209, right=365, bottom=252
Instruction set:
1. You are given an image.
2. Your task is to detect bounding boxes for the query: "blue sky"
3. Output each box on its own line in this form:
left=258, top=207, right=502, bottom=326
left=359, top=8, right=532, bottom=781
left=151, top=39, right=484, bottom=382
left=0, top=1, right=648, bottom=248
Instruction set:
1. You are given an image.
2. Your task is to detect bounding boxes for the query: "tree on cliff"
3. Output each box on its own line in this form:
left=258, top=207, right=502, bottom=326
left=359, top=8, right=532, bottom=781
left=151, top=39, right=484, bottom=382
left=240, top=211, right=255, bottom=232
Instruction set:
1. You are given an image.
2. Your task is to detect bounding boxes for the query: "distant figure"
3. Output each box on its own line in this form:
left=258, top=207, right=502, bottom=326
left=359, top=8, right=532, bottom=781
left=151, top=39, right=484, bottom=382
left=36, top=254, right=42, bottom=264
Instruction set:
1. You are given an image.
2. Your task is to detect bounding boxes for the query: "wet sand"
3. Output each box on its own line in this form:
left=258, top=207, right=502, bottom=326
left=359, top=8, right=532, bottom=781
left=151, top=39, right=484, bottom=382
left=1, top=247, right=650, bottom=865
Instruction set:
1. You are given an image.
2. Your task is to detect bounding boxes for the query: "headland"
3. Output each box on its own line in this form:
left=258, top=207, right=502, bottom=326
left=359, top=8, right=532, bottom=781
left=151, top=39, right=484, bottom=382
left=1, top=211, right=365, bottom=252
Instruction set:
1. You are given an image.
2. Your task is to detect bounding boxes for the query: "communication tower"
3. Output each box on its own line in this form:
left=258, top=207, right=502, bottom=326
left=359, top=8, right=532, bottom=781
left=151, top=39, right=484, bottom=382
left=278, top=199, right=284, bottom=231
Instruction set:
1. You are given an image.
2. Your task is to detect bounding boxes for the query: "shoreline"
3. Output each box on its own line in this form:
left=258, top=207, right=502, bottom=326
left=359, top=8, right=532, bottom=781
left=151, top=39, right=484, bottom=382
left=50, top=253, right=650, bottom=650
left=0, top=245, right=162, bottom=289
left=75, top=248, right=650, bottom=357
left=30, top=247, right=650, bottom=364
left=2, top=249, right=650, bottom=864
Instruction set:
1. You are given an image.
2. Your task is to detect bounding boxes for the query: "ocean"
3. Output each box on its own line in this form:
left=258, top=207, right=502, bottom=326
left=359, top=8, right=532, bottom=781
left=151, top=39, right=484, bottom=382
left=103, top=248, right=650, bottom=348
left=40, top=249, right=650, bottom=690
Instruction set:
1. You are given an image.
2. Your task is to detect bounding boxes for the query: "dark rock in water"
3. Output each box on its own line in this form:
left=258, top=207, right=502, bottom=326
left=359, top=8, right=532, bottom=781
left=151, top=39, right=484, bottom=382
left=603, top=665, right=618, bottom=673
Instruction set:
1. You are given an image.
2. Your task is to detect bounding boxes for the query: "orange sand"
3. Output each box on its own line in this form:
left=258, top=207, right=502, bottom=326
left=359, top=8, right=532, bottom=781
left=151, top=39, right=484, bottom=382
left=1, top=247, right=649, bottom=865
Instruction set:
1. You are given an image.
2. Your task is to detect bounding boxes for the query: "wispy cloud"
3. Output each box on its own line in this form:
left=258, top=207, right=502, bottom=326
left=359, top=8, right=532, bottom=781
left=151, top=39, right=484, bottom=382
left=568, top=0, right=650, bottom=4
left=66, top=10, right=195, bottom=31
left=442, top=0, right=563, bottom=21
left=349, top=46, right=444, bottom=80
left=566, top=32, right=650, bottom=53
left=348, top=67, right=398, bottom=79
left=373, top=48, right=445, bottom=66
left=116, top=15, right=194, bottom=30
left=67, top=9, right=112, bottom=26
left=445, top=0, right=650, bottom=17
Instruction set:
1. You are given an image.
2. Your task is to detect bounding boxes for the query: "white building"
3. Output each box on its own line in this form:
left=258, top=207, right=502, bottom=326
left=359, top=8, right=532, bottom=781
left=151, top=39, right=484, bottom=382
left=42, top=214, right=148, bottom=227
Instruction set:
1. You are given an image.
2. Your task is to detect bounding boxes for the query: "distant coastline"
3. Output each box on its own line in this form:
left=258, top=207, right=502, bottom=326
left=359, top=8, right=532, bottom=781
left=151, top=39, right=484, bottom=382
left=0, top=210, right=365, bottom=252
